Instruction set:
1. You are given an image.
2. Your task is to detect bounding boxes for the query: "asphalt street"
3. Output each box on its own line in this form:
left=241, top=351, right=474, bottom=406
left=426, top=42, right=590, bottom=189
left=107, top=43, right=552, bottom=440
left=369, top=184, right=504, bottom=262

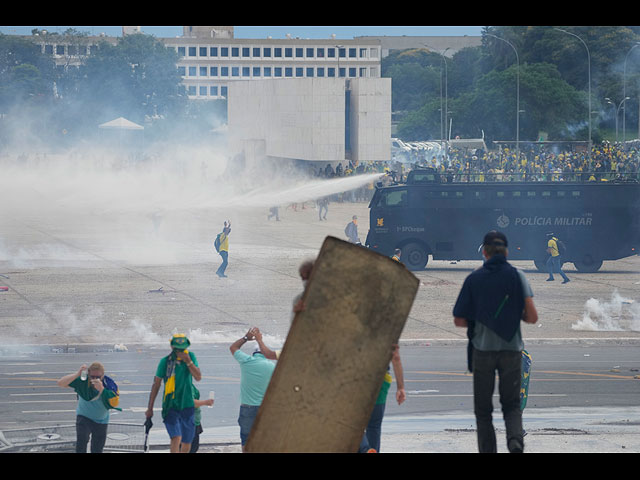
left=1, top=195, right=640, bottom=453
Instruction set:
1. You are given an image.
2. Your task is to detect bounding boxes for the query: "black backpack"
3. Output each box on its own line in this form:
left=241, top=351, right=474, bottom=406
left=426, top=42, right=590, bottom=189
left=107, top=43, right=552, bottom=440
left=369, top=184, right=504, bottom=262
left=214, top=233, right=222, bottom=253
left=556, top=238, right=567, bottom=255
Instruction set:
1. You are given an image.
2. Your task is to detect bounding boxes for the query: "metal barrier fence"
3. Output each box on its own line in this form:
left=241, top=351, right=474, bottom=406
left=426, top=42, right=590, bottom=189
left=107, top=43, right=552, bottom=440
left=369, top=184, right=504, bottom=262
left=411, top=171, right=640, bottom=184
left=0, top=423, right=147, bottom=453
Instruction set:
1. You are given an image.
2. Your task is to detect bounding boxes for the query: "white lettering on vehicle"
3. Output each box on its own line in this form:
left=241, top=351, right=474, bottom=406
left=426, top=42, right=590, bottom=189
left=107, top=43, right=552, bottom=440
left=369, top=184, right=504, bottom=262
left=396, top=226, right=426, bottom=232
left=511, top=215, right=593, bottom=227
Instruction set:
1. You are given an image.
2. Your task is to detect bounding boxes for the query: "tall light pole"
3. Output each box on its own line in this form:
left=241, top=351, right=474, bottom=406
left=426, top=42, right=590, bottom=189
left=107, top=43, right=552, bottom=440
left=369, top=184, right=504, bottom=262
left=605, top=97, right=630, bottom=142
left=623, top=43, right=640, bottom=142
left=555, top=28, right=591, bottom=158
left=486, top=33, right=520, bottom=161
left=424, top=45, right=450, bottom=158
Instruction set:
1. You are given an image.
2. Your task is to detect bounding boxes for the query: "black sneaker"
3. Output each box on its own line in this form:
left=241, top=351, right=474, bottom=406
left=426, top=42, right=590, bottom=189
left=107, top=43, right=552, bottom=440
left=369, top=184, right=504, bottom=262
left=546, top=277, right=554, bottom=281
left=562, top=278, right=570, bottom=284
left=508, top=438, right=524, bottom=453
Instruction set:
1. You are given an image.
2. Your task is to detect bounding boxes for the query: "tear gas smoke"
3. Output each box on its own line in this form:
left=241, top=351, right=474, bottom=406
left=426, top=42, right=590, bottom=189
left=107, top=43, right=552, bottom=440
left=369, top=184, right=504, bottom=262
left=0, top=148, right=381, bottom=267
left=572, top=290, right=640, bottom=331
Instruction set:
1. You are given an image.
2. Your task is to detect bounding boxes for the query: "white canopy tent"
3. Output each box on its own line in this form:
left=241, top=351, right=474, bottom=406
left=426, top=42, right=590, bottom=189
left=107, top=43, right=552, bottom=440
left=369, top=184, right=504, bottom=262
left=98, top=117, right=144, bottom=130
left=98, top=117, right=145, bottom=154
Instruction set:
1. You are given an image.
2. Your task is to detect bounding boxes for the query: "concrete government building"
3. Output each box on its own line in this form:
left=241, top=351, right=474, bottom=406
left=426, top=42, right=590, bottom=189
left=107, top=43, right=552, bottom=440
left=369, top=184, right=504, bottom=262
left=26, top=26, right=479, bottom=166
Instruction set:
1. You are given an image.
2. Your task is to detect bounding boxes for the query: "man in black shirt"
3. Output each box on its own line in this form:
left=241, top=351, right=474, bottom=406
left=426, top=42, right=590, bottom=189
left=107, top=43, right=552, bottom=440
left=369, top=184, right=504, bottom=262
left=453, top=230, right=538, bottom=453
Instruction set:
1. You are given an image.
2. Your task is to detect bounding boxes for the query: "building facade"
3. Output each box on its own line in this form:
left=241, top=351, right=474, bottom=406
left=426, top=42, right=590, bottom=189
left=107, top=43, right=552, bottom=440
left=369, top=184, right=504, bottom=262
left=228, top=77, right=391, bottom=165
left=162, top=29, right=383, bottom=100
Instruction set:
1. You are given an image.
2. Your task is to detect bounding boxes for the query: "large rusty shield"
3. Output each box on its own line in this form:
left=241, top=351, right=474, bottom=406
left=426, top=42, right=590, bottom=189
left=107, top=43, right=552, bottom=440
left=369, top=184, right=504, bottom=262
left=245, top=236, right=419, bottom=453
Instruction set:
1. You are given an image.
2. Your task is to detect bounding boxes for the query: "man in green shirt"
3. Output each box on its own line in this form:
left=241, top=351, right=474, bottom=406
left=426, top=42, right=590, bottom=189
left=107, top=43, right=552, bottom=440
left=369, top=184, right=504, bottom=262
left=146, top=334, right=202, bottom=453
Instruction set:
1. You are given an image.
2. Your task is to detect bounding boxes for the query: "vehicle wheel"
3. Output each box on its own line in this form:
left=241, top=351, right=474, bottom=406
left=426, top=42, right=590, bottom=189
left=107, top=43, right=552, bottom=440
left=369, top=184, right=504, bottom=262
left=573, top=255, right=603, bottom=273
left=401, top=242, right=429, bottom=271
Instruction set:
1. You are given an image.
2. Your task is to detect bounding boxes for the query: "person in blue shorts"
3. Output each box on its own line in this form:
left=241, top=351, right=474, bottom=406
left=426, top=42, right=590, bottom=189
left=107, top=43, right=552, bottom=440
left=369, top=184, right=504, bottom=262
left=146, top=334, right=202, bottom=453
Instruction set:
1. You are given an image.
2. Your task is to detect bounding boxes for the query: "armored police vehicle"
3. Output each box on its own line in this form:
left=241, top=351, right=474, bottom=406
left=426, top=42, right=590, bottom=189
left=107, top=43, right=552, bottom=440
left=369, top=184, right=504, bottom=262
left=365, top=169, right=640, bottom=272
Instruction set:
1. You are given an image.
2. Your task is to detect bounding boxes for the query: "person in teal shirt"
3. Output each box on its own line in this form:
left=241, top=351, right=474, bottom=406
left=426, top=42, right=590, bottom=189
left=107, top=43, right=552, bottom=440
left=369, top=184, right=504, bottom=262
left=230, top=328, right=276, bottom=451
left=57, top=362, right=119, bottom=453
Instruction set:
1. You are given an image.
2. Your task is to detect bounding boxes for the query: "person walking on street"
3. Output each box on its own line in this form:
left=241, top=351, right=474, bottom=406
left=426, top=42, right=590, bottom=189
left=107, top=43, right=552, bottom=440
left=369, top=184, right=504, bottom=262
left=391, top=249, right=402, bottom=262
left=317, top=197, right=329, bottom=220
left=545, top=233, right=570, bottom=283
left=188, top=386, right=214, bottom=453
left=268, top=206, right=280, bottom=221
left=345, top=215, right=360, bottom=244
left=57, top=362, right=121, bottom=453
left=216, top=220, right=231, bottom=278
left=453, top=230, right=538, bottom=453
left=230, top=327, right=276, bottom=451
left=359, top=344, right=406, bottom=453
left=146, top=334, right=202, bottom=453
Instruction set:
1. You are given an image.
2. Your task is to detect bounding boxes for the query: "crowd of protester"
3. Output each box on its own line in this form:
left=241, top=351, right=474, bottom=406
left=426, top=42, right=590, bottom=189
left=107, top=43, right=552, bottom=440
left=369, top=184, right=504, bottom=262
left=302, top=141, right=640, bottom=205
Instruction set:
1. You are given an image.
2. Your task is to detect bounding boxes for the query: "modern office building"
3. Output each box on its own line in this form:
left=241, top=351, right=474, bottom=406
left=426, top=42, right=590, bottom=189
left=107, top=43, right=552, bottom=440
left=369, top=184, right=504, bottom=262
left=357, top=35, right=482, bottom=58
left=29, top=26, right=385, bottom=101
left=163, top=26, right=384, bottom=100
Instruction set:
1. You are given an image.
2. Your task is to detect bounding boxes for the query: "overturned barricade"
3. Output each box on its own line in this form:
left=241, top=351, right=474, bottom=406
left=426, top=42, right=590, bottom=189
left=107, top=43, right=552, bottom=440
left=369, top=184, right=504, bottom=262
left=245, top=236, right=419, bottom=453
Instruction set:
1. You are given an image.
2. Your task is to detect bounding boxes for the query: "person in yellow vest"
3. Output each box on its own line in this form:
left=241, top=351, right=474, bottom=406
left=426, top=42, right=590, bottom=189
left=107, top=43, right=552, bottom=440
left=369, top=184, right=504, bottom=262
left=216, top=221, right=231, bottom=278
left=391, top=248, right=401, bottom=262
left=546, top=233, right=570, bottom=283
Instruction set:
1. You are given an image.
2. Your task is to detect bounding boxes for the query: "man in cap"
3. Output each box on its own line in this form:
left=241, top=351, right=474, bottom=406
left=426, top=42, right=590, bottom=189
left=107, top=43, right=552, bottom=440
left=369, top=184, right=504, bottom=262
left=453, top=231, right=538, bottom=453
left=146, top=334, right=202, bottom=453
left=216, top=220, right=231, bottom=278
left=545, top=233, right=570, bottom=284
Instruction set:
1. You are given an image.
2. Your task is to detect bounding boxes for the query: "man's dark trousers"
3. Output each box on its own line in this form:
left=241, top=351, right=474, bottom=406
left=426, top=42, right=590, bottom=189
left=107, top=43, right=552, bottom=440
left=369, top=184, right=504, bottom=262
left=472, top=349, right=523, bottom=453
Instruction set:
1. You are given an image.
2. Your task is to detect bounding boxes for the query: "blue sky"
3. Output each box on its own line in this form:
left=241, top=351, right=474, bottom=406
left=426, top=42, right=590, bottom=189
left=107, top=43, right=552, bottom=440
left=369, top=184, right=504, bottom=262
left=0, top=26, right=484, bottom=39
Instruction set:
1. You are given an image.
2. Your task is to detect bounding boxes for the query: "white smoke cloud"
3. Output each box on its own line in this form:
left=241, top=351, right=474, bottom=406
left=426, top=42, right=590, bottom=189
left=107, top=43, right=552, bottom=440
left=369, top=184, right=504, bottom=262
left=572, top=290, right=640, bottom=331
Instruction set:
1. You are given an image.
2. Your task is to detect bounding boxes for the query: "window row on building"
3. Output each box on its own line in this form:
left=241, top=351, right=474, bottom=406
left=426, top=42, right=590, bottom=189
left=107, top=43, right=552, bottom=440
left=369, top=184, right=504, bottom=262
left=175, top=45, right=379, bottom=60
left=43, top=44, right=92, bottom=56
left=179, top=64, right=378, bottom=79
left=187, top=84, right=229, bottom=98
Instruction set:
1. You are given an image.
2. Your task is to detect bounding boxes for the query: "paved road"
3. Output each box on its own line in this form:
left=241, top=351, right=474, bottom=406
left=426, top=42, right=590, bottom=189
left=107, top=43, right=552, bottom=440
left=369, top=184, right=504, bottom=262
left=1, top=179, right=640, bottom=452
left=1, top=200, right=639, bottom=345
left=1, top=342, right=638, bottom=451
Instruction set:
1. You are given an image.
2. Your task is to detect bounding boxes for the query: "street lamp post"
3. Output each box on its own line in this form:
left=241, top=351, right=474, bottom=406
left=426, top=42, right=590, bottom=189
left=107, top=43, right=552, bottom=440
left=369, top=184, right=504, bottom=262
left=486, top=33, right=520, bottom=161
left=555, top=28, right=591, bottom=158
left=623, top=43, right=640, bottom=142
left=424, top=45, right=450, bottom=160
left=605, top=97, right=630, bottom=142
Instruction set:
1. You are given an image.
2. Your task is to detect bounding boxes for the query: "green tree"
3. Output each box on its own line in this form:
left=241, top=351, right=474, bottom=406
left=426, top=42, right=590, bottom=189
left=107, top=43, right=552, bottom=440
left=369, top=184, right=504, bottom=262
left=75, top=33, right=185, bottom=127
left=0, top=34, right=54, bottom=109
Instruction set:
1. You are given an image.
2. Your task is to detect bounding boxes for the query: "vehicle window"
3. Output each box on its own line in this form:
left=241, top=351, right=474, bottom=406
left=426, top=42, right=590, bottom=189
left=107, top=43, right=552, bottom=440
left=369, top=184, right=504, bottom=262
left=512, top=191, right=521, bottom=197
left=410, top=172, right=438, bottom=183
left=572, top=191, right=580, bottom=197
left=378, top=189, right=408, bottom=207
left=497, top=191, right=505, bottom=197
left=542, top=191, right=551, bottom=197
left=527, top=191, right=536, bottom=197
